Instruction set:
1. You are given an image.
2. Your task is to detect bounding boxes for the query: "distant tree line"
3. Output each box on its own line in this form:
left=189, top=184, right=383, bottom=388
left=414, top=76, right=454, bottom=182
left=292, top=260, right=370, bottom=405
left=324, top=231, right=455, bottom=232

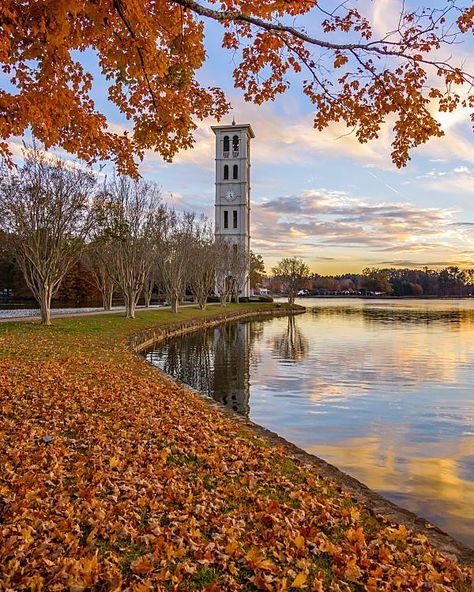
left=0, top=147, right=254, bottom=324
left=267, top=263, right=474, bottom=299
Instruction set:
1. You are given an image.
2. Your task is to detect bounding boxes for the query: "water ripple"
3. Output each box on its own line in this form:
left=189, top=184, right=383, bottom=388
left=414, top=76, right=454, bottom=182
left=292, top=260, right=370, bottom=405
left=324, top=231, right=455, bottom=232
left=145, top=298, right=474, bottom=548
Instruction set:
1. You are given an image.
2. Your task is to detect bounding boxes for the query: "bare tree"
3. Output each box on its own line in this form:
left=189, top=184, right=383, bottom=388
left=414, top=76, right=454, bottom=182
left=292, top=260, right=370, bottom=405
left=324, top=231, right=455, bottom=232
left=158, top=210, right=196, bottom=313
left=142, top=266, right=160, bottom=308
left=272, top=257, right=310, bottom=305
left=0, top=146, right=96, bottom=325
left=272, top=316, right=309, bottom=361
left=188, top=219, right=216, bottom=310
left=81, top=240, right=115, bottom=311
left=214, top=239, right=249, bottom=306
left=229, top=245, right=249, bottom=303
left=97, top=177, right=163, bottom=319
left=214, top=239, right=234, bottom=307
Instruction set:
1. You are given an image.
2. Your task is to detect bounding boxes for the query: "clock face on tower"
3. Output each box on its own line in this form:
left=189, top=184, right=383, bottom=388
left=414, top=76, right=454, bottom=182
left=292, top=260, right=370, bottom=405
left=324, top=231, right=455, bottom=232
left=225, top=190, right=236, bottom=201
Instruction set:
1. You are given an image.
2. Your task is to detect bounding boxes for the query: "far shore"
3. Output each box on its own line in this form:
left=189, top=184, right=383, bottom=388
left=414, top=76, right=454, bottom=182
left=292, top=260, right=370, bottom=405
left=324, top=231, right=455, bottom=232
left=287, top=294, right=474, bottom=300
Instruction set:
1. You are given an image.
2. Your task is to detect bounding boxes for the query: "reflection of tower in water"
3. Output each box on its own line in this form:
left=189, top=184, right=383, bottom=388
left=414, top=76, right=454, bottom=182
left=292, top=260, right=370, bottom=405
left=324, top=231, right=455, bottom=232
left=146, top=319, right=270, bottom=418
left=213, top=322, right=251, bottom=415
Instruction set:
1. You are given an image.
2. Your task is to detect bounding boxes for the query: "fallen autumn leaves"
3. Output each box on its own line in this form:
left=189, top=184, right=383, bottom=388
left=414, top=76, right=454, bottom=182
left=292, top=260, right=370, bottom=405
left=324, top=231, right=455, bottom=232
left=0, top=305, right=472, bottom=591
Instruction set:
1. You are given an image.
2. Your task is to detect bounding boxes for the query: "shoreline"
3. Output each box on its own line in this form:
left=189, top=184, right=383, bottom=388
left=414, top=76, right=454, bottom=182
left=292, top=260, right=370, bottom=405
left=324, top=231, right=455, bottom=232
left=287, top=295, right=474, bottom=300
left=133, top=307, right=474, bottom=567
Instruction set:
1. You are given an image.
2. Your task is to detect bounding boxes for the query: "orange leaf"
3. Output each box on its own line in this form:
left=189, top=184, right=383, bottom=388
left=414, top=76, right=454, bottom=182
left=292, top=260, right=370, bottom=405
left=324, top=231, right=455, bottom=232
left=130, top=555, right=154, bottom=576
left=291, top=572, right=307, bottom=589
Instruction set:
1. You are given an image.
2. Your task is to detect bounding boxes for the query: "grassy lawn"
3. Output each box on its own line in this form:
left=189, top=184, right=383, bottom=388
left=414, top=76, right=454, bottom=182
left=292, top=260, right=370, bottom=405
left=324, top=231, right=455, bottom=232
left=0, top=304, right=472, bottom=591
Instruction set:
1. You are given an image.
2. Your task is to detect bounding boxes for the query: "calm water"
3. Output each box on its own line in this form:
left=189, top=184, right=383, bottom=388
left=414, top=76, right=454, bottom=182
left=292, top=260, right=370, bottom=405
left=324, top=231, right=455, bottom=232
left=145, top=299, right=474, bottom=547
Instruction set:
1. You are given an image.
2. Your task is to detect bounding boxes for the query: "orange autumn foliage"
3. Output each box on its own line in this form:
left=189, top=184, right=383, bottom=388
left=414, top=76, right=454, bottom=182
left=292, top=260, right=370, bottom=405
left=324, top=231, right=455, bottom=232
left=0, top=1, right=473, bottom=175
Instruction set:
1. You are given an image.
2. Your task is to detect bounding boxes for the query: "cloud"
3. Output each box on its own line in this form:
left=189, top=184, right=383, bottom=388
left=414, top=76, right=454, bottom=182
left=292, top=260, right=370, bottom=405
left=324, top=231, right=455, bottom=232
left=414, top=164, right=474, bottom=196
left=251, top=188, right=474, bottom=266
left=372, top=0, right=403, bottom=38
left=140, top=100, right=398, bottom=172
left=425, top=173, right=474, bottom=195
left=380, top=260, right=469, bottom=268
left=6, top=139, right=106, bottom=177
left=138, top=94, right=474, bottom=179
left=379, top=242, right=459, bottom=253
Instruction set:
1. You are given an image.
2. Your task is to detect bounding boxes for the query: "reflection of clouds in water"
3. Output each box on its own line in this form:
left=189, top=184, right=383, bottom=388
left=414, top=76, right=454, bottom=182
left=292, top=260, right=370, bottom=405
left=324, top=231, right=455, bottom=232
left=312, top=303, right=474, bottom=329
left=291, top=309, right=471, bottom=394
left=307, top=434, right=474, bottom=543
left=146, top=299, right=474, bottom=547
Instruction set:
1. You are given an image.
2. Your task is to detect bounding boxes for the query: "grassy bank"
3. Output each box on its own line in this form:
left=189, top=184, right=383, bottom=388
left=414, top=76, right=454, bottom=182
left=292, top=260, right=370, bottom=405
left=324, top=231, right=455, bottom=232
left=0, top=305, right=472, bottom=591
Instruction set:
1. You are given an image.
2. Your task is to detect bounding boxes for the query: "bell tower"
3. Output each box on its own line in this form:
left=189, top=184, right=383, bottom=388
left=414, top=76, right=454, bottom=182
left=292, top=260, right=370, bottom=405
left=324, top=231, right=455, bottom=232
left=212, top=120, right=255, bottom=297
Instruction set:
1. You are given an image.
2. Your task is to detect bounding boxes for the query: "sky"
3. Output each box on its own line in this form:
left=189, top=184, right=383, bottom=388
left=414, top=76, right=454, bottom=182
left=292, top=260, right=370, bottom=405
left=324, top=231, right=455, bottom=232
left=6, top=0, right=474, bottom=275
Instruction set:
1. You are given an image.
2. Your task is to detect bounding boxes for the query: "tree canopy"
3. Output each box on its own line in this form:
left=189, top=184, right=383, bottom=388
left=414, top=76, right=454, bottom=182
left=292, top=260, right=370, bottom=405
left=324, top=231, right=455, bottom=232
left=1, top=1, right=473, bottom=175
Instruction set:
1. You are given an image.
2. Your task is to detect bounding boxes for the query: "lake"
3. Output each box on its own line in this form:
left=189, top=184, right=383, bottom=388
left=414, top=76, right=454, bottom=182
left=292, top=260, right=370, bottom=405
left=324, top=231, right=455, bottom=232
left=145, top=298, right=474, bottom=548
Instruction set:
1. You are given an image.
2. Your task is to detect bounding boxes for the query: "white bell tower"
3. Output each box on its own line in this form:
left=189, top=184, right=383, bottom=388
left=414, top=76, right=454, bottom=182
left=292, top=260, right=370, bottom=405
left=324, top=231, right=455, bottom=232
left=212, top=120, right=255, bottom=297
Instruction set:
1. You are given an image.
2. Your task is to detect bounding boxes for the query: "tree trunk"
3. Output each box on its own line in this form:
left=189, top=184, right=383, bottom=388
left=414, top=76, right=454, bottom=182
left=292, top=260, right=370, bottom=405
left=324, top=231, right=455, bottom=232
left=102, top=281, right=113, bottom=310
left=144, top=291, right=152, bottom=308
left=39, top=284, right=52, bottom=325
left=124, top=291, right=136, bottom=318
left=106, top=288, right=113, bottom=311
left=171, top=296, right=179, bottom=313
left=219, top=293, right=226, bottom=307
left=198, top=295, right=207, bottom=310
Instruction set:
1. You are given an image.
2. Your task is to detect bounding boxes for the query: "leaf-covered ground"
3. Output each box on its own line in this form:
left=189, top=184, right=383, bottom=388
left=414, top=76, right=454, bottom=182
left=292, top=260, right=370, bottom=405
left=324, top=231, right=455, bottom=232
left=0, top=305, right=472, bottom=591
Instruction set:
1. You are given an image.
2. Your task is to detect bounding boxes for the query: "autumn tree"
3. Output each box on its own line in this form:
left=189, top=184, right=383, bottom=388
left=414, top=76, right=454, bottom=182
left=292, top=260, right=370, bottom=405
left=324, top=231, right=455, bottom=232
left=54, top=261, right=99, bottom=305
left=250, top=251, right=266, bottom=290
left=272, top=257, right=310, bottom=305
left=1, top=2, right=473, bottom=175
left=360, top=267, right=394, bottom=295
left=0, top=147, right=96, bottom=324
left=96, top=177, right=163, bottom=319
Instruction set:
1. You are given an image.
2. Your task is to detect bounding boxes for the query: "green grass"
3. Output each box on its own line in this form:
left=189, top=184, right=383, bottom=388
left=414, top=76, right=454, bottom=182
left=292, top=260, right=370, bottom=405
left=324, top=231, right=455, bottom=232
left=118, top=543, right=150, bottom=577
left=188, top=566, right=220, bottom=589
left=0, top=303, right=277, bottom=361
left=309, top=553, right=335, bottom=587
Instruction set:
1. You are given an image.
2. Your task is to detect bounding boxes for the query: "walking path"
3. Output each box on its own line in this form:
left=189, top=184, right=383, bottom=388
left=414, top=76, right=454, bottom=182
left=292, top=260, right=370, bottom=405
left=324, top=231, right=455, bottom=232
left=0, top=304, right=172, bottom=323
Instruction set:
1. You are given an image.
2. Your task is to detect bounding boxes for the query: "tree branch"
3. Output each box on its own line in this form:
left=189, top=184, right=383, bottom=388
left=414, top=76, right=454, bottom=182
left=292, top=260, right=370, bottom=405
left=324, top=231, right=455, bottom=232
left=171, top=0, right=473, bottom=84
left=113, top=0, right=158, bottom=111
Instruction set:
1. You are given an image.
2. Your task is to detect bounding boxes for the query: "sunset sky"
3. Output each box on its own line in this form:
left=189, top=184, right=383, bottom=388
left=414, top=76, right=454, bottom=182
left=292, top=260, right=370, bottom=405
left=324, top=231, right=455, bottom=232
left=7, top=0, right=474, bottom=275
